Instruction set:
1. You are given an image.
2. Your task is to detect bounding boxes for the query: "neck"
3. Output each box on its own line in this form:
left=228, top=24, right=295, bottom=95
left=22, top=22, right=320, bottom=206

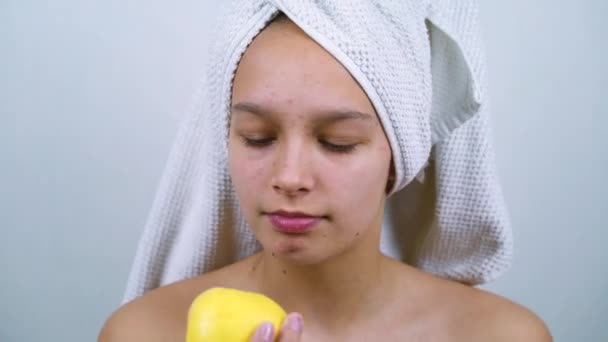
left=251, top=235, right=396, bottom=332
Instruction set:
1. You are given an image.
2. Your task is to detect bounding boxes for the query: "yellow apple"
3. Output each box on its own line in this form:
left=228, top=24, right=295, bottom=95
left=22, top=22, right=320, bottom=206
left=186, top=287, right=287, bottom=342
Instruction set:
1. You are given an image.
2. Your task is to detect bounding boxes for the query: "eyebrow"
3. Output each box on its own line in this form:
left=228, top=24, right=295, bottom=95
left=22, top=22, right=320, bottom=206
left=231, top=101, right=375, bottom=125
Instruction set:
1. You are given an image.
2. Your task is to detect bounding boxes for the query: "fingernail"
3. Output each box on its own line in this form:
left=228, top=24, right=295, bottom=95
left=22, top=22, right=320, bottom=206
left=285, top=313, right=303, bottom=333
left=255, top=321, right=274, bottom=342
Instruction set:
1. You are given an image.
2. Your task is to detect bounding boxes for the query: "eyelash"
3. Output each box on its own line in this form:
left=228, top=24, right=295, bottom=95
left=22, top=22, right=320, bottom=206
left=242, top=137, right=357, bottom=154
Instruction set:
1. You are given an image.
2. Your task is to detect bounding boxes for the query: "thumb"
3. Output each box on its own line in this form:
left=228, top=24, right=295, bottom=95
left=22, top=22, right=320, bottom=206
left=278, top=313, right=304, bottom=341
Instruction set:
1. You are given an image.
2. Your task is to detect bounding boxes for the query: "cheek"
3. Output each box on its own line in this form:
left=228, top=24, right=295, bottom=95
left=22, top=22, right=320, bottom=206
left=229, top=148, right=268, bottom=205
left=325, top=148, right=390, bottom=212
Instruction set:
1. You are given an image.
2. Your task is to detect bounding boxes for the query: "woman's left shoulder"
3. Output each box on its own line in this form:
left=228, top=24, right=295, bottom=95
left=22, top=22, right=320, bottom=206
left=447, top=283, right=553, bottom=341
left=387, top=261, right=553, bottom=341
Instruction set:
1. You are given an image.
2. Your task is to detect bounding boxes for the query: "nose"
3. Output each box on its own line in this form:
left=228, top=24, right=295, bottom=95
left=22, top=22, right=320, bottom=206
left=271, top=139, right=314, bottom=196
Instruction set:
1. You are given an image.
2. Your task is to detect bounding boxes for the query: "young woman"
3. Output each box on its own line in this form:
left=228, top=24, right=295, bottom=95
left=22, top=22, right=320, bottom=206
left=100, top=9, right=551, bottom=342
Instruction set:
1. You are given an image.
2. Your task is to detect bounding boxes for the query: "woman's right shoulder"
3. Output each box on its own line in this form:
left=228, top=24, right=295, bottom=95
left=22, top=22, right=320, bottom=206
left=97, top=271, right=226, bottom=342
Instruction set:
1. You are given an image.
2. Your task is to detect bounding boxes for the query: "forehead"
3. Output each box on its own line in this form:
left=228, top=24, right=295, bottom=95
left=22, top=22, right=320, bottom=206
left=231, top=21, right=377, bottom=121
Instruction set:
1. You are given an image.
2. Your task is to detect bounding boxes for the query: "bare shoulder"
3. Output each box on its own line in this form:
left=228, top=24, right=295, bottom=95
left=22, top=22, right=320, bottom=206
left=97, top=261, right=251, bottom=342
left=470, top=288, right=553, bottom=341
left=98, top=286, right=177, bottom=341
left=98, top=280, right=202, bottom=342
left=387, top=261, right=551, bottom=341
left=443, top=282, right=553, bottom=342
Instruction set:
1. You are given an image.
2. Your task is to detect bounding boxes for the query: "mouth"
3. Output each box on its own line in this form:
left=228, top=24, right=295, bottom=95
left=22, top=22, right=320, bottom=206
left=265, top=210, right=325, bottom=233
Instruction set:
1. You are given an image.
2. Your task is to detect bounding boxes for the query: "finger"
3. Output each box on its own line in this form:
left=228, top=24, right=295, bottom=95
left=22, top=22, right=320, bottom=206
left=277, top=312, right=304, bottom=342
left=250, top=321, right=274, bottom=342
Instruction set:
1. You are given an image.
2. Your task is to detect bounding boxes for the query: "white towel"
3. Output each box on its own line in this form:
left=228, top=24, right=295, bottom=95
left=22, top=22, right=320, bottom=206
left=122, top=0, right=513, bottom=305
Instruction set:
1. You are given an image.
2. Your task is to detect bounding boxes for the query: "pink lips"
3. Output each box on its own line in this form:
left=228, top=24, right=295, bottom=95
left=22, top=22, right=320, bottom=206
left=268, top=213, right=321, bottom=233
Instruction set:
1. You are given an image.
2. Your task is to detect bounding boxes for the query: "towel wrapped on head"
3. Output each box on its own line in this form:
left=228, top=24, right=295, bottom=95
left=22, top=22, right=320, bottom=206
left=122, top=0, right=512, bottom=305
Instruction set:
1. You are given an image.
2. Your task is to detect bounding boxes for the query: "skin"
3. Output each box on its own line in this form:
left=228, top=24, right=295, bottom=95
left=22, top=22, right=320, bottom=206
left=97, top=14, right=553, bottom=342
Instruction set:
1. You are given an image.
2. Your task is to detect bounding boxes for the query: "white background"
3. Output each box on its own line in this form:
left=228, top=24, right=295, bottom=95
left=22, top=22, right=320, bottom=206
left=2, top=1, right=606, bottom=340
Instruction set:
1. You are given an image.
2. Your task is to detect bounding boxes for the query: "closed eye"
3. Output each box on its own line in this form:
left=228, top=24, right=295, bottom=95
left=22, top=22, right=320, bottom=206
left=241, top=137, right=357, bottom=154
left=242, top=137, right=275, bottom=147
left=320, top=141, right=357, bottom=153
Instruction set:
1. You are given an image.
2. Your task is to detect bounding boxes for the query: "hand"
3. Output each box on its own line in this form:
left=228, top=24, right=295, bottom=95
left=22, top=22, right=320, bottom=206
left=250, top=312, right=304, bottom=342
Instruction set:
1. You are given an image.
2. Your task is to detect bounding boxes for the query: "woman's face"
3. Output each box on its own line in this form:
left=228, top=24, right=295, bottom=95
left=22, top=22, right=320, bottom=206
left=229, top=19, right=393, bottom=264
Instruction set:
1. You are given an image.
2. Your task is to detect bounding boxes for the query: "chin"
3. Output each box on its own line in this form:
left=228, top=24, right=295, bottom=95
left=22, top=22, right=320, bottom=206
left=282, top=254, right=329, bottom=266
left=264, top=239, right=334, bottom=265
